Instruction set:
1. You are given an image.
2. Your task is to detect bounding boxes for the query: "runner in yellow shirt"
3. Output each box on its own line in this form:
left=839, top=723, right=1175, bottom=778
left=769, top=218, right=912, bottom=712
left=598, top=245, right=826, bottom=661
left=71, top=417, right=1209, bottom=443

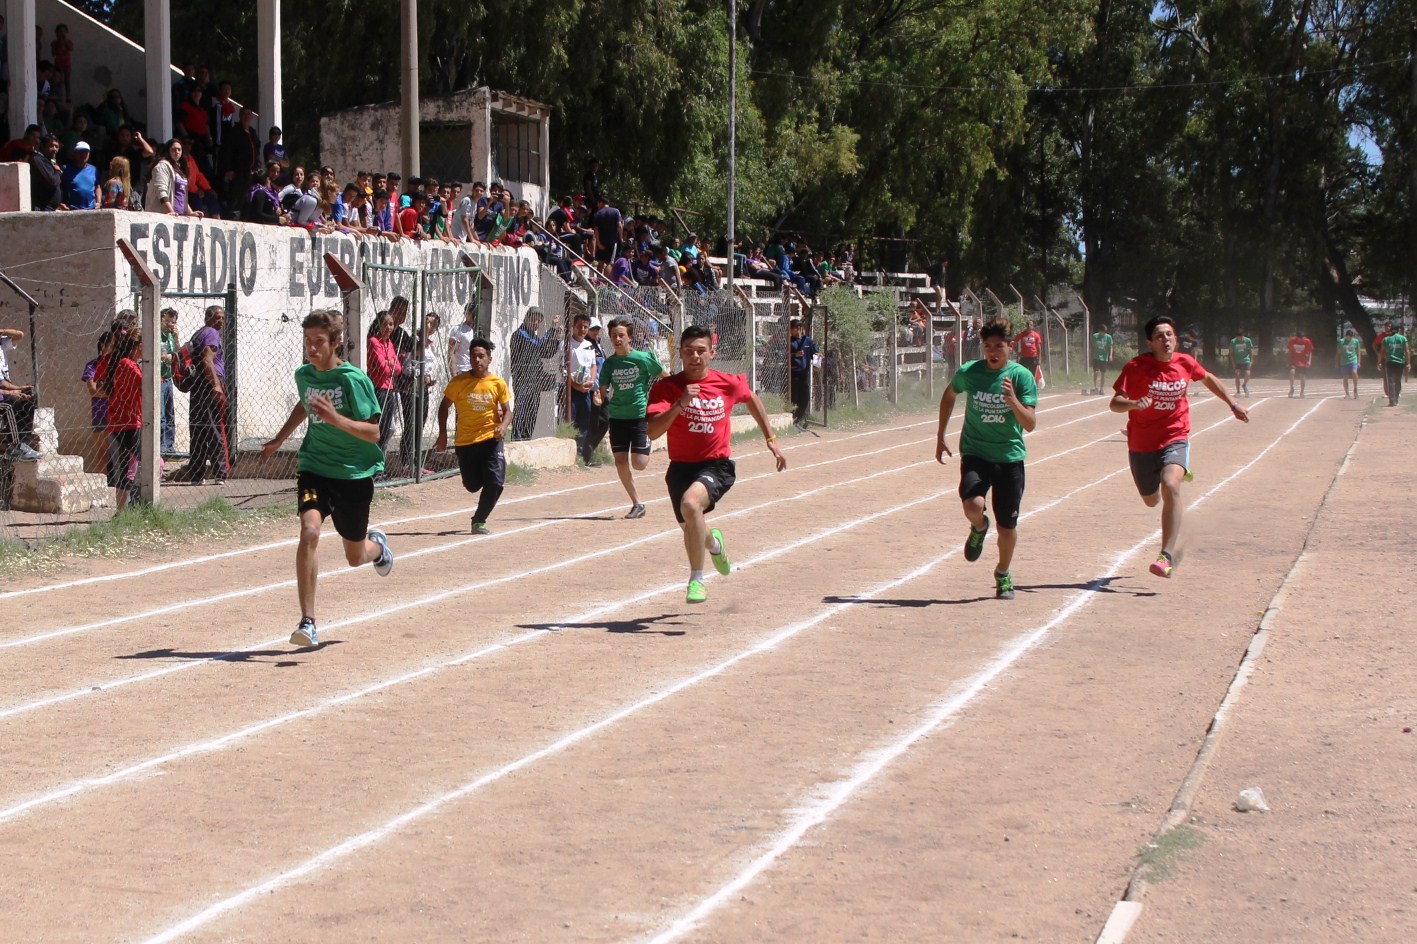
left=434, top=336, right=512, bottom=534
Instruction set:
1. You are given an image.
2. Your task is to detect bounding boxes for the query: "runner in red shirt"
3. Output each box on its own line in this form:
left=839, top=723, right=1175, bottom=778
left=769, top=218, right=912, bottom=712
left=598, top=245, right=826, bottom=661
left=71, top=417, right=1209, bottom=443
left=1374, top=322, right=1394, bottom=398
left=1013, top=320, right=1043, bottom=379
left=1110, top=315, right=1248, bottom=579
left=647, top=324, right=787, bottom=604
left=1286, top=329, right=1315, bottom=398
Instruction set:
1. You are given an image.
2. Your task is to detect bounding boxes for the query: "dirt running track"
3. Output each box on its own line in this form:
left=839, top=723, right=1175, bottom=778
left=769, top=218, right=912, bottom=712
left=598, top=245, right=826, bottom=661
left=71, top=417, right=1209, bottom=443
left=0, top=379, right=1409, bottom=943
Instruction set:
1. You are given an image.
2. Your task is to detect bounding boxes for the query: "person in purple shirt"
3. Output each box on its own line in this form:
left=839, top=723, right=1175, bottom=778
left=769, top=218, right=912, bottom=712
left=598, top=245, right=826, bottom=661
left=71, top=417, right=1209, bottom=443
left=170, top=305, right=230, bottom=485
left=610, top=245, right=634, bottom=286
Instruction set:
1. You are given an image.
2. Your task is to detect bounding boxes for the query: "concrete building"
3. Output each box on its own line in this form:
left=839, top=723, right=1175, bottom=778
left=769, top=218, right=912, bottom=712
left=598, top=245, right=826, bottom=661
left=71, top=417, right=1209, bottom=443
left=319, top=88, right=551, bottom=217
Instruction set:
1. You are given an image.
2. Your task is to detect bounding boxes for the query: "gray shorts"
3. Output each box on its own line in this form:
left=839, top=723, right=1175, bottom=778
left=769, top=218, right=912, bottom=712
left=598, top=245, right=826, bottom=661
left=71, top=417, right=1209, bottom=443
left=1129, top=439, right=1189, bottom=496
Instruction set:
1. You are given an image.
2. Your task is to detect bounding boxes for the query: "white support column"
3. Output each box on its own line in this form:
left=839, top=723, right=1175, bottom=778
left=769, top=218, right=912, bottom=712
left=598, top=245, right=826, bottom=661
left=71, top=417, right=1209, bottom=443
left=144, top=0, right=172, bottom=142
left=257, top=0, right=282, bottom=136
left=399, top=0, right=419, bottom=181
left=7, top=0, right=38, bottom=140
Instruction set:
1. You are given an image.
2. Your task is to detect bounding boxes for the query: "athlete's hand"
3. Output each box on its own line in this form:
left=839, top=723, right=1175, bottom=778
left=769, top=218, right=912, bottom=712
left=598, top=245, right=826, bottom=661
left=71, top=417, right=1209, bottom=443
left=1001, top=377, right=1017, bottom=403
left=307, top=391, right=337, bottom=422
left=679, top=383, right=700, bottom=406
left=1132, top=395, right=1153, bottom=411
left=1230, top=402, right=1249, bottom=423
left=936, top=436, right=953, bottom=463
left=433, top=433, right=447, bottom=452
left=770, top=442, right=787, bottom=471
left=259, top=439, right=280, bottom=460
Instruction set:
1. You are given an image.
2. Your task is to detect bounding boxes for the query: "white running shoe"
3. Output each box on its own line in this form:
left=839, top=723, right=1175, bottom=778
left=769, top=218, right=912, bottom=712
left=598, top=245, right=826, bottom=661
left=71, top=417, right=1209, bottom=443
left=368, top=529, right=393, bottom=576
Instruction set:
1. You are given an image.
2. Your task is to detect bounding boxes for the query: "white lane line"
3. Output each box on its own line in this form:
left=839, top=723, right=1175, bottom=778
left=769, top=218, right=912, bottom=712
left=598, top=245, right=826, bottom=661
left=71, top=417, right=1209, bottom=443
left=0, top=406, right=1130, bottom=828
left=645, top=399, right=1322, bottom=944
left=129, top=404, right=1258, bottom=944
left=0, top=401, right=1112, bottom=651
left=0, top=402, right=1029, bottom=602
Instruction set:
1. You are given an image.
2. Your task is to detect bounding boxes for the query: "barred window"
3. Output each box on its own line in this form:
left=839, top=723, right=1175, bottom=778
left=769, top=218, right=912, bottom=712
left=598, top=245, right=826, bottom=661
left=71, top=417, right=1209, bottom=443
left=491, top=112, right=542, bottom=185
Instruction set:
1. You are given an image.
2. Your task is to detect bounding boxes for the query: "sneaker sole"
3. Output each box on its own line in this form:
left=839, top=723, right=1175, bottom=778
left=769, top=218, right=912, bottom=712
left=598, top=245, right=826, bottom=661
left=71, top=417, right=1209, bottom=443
left=1149, top=561, right=1173, bottom=578
left=710, top=528, right=730, bottom=576
left=290, top=630, right=317, bottom=647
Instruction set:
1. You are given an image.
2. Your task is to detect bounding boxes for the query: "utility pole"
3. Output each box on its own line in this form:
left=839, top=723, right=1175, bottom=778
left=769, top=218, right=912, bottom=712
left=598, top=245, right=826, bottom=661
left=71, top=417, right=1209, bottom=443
left=400, top=0, right=420, bottom=183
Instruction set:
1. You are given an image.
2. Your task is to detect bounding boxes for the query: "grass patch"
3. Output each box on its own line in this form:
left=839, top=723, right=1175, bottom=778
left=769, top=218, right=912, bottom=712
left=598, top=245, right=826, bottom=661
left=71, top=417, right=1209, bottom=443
left=1136, top=824, right=1207, bottom=883
left=506, top=461, right=538, bottom=486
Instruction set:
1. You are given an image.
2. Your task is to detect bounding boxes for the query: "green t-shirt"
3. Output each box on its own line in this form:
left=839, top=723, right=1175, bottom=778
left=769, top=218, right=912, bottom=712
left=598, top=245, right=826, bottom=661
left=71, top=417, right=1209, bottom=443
left=1230, top=336, right=1254, bottom=364
left=294, top=361, right=385, bottom=479
left=1091, top=332, right=1112, bottom=360
left=599, top=349, right=665, bottom=420
left=160, top=329, right=178, bottom=380
left=950, top=360, right=1038, bottom=464
left=1383, top=333, right=1409, bottom=364
left=1340, top=336, right=1362, bottom=366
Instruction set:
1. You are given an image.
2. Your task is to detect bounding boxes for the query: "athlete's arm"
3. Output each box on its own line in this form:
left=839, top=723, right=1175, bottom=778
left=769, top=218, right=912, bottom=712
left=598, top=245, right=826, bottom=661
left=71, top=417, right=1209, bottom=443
left=260, top=401, right=308, bottom=458
left=433, top=395, right=454, bottom=451
left=935, top=386, right=958, bottom=462
left=646, top=383, right=693, bottom=440
left=744, top=391, right=787, bottom=471
left=1200, top=372, right=1248, bottom=422
left=494, top=394, right=512, bottom=441
left=1001, top=378, right=1036, bottom=432
left=308, top=391, right=381, bottom=442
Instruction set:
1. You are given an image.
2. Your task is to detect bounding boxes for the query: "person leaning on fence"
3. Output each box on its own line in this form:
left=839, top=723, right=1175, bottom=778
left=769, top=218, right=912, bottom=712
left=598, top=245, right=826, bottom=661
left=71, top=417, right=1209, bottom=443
left=398, top=310, right=440, bottom=476
left=158, top=307, right=179, bottom=455
left=105, top=329, right=144, bottom=513
left=789, top=318, right=817, bottom=429
left=509, top=307, right=560, bottom=441
left=169, top=305, right=230, bottom=485
left=365, top=309, right=403, bottom=464
left=567, top=314, right=602, bottom=467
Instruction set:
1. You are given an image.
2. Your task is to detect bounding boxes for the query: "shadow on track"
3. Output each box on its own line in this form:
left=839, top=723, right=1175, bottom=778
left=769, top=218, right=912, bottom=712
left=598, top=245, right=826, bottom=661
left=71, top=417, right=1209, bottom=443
left=518, top=612, right=688, bottom=636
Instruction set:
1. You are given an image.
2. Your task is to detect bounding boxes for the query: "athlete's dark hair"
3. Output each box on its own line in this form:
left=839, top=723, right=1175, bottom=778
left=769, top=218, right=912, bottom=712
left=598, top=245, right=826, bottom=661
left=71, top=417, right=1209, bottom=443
left=680, top=324, right=714, bottom=345
left=1143, top=315, right=1176, bottom=340
left=302, top=309, right=344, bottom=347
left=469, top=336, right=495, bottom=356
left=979, top=318, right=1012, bottom=342
left=606, top=318, right=632, bottom=335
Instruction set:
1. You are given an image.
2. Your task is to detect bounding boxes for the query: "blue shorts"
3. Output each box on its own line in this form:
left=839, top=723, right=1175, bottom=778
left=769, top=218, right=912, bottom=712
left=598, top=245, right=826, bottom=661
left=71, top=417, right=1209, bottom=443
left=1341, top=363, right=1359, bottom=375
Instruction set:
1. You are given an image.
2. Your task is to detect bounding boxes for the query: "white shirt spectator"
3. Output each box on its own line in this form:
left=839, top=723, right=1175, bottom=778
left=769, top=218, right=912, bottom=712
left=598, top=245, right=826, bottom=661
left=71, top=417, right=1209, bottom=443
left=569, top=337, right=597, bottom=387
left=454, top=196, right=476, bottom=241
left=448, top=321, right=477, bottom=374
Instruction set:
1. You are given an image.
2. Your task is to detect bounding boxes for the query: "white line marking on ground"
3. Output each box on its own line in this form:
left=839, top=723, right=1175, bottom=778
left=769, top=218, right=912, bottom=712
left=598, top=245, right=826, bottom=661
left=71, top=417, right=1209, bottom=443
left=0, top=402, right=1111, bottom=651
left=645, top=400, right=1321, bottom=943
left=129, top=403, right=1256, bottom=944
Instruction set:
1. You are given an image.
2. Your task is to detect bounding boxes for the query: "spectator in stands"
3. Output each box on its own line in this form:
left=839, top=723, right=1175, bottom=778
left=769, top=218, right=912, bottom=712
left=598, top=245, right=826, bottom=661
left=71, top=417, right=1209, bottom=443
left=172, top=62, right=198, bottom=111
left=94, top=89, right=138, bottom=138
left=145, top=138, right=201, bottom=217
left=509, top=307, right=559, bottom=440
left=212, top=81, right=238, bottom=139
left=99, top=125, right=153, bottom=193
left=102, top=155, right=140, bottom=209
left=0, top=123, right=41, bottom=163
left=366, top=308, right=402, bottom=460
left=29, top=135, right=65, bottom=211
left=176, top=86, right=211, bottom=158
left=61, top=140, right=99, bottom=210
left=60, top=112, right=89, bottom=156
left=179, top=139, right=220, bottom=217
left=170, top=305, right=229, bottom=485
left=397, top=191, right=429, bottom=240
left=546, top=195, right=586, bottom=254
left=333, top=182, right=362, bottom=230
left=49, top=23, right=73, bottom=102
left=242, top=160, right=282, bottom=224
left=219, top=107, right=260, bottom=216
left=591, top=197, right=623, bottom=269
left=610, top=245, right=634, bottom=286
left=263, top=125, right=289, bottom=183
left=583, top=157, right=604, bottom=207
left=1, top=326, right=40, bottom=460
left=447, top=301, right=479, bottom=375
left=370, top=188, right=400, bottom=240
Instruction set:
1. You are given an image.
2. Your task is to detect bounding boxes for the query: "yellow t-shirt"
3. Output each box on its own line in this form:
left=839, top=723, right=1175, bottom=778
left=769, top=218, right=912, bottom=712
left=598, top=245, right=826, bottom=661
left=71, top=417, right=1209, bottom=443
left=443, top=372, right=510, bottom=446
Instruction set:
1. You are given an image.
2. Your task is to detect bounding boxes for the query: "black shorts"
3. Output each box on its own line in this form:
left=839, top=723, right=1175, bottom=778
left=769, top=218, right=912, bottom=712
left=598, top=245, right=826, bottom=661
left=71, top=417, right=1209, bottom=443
left=666, top=458, right=736, bottom=523
left=1019, top=356, right=1040, bottom=373
left=594, top=241, right=617, bottom=264
left=1129, top=440, right=1188, bottom=496
left=1092, top=358, right=1110, bottom=370
left=1290, top=364, right=1309, bottom=377
left=107, top=428, right=140, bottom=489
left=608, top=417, right=651, bottom=455
left=297, top=470, right=375, bottom=542
left=1234, top=361, right=1251, bottom=374
left=958, top=454, right=1026, bottom=530
left=455, top=438, right=505, bottom=493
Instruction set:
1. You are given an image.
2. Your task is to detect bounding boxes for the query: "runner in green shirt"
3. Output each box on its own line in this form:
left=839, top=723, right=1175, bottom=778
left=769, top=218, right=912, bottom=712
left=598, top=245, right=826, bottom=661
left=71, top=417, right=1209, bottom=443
left=1229, top=331, right=1255, bottom=397
left=261, top=309, right=394, bottom=649
left=597, top=317, right=667, bottom=518
left=1090, top=325, right=1113, bottom=395
left=936, top=318, right=1039, bottom=600
left=1337, top=327, right=1363, bottom=400
left=1381, top=327, right=1410, bottom=407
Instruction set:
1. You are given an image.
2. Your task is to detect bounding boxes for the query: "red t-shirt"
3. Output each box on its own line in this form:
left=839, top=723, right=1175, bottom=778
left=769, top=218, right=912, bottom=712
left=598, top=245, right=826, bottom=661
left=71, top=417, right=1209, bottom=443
left=1373, top=331, right=1391, bottom=356
left=1287, top=336, right=1314, bottom=368
left=397, top=206, right=420, bottom=235
left=1113, top=352, right=1208, bottom=452
left=647, top=369, right=752, bottom=463
left=107, top=357, right=143, bottom=432
left=1014, top=330, right=1042, bottom=358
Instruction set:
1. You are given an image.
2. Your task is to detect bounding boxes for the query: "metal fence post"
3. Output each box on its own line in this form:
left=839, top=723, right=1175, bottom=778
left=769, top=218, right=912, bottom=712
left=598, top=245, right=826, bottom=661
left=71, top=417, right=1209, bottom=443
left=889, top=312, right=899, bottom=405
left=117, top=238, right=162, bottom=506
left=925, top=297, right=935, bottom=401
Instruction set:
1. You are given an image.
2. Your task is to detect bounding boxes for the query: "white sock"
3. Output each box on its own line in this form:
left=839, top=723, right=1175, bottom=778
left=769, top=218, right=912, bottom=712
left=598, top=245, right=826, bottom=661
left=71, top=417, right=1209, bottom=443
left=708, top=536, right=722, bottom=555
left=690, top=569, right=705, bottom=582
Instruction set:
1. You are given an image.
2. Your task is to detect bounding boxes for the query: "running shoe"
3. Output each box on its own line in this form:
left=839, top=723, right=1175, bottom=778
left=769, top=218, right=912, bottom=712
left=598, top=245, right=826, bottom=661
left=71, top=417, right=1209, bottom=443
left=6, top=442, right=40, bottom=461
left=291, top=616, right=318, bottom=647
left=686, top=578, right=707, bottom=604
left=1150, top=551, right=1174, bottom=579
left=994, top=571, right=1015, bottom=600
left=709, top=528, right=731, bottom=575
left=471, top=520, right=490, bottom=535
left=625, top=503, right=646, bottom=519
left=368, top=528, right=394, bottom=575
left=964, top=515, right=990, bottom=562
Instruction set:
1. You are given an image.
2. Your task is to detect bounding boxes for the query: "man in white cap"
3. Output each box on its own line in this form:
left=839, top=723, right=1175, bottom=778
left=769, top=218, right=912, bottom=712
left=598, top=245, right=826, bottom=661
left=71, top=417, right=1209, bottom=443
left=62, top=140, right=100, bottom=210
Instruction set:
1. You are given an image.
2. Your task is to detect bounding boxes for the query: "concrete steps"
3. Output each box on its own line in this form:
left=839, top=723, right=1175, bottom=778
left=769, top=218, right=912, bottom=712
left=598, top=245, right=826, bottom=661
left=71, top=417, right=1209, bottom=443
left=9, top=453, right=110, bottom=513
